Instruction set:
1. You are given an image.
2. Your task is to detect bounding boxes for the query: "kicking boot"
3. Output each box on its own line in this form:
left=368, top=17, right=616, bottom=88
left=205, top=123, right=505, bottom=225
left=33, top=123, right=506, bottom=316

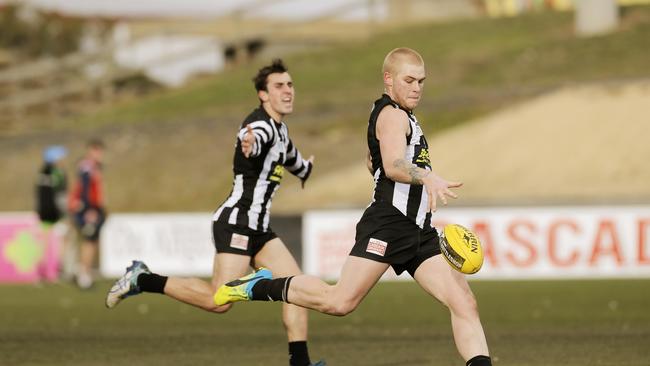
left=105, top=260, right=151, bottom=309
left=214, top=267, right=272, bottom=306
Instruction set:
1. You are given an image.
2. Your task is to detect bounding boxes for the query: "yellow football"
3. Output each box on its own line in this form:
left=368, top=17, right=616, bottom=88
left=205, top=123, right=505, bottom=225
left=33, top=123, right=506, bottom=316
left=439, top=224, right=484, bottom=274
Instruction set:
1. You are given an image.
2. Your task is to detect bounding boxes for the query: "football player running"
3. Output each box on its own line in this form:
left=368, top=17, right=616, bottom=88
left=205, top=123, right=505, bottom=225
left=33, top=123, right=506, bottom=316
left=106, top=59, right=324, bottom=366
left=216, top=48, right=492, bottom=366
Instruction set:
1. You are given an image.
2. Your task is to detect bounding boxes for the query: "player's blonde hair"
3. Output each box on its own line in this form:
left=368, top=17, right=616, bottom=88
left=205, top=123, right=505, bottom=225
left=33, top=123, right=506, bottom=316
left=382, top=47, right=424, bottom=75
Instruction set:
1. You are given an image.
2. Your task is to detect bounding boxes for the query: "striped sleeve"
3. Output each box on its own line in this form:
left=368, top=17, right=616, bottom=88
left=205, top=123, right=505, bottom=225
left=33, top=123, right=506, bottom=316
left=284, top=138, right=313, bottom=182
left=237, top=120, right=274, bottom=157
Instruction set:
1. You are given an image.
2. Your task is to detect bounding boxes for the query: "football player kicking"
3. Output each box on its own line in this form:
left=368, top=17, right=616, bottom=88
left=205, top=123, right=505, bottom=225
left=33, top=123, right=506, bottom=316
left=106, top=59, right=324, bottom=366
left=215, top=48, right=492, bottom=366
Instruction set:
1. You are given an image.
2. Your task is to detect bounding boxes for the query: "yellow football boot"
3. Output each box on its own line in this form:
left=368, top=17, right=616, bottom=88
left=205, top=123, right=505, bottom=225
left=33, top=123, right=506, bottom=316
left=214, top=267, right=272, bottom=306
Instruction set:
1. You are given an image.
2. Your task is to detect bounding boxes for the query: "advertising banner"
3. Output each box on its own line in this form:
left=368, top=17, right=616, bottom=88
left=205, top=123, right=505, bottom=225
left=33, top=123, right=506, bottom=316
left=100, top=213, right=214, bottom=277
left=303, top=206, right=650, bottom=280
left=0, top=213, right=61, bottom=283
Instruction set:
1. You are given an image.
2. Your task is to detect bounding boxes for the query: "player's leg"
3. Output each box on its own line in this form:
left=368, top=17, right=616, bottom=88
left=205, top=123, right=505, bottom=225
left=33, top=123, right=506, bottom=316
left=76, top=212, right=101, bottom=289
left=77, top=209, right=105, bottom=289
left=289, top=256, right=387, bottom=316
left=107, top=220, right=260, bottom=311
left=59, top=219, right=78, bottom=282
left=253, top=238, right=307, bottom=340
left=413, top=255, right=490, bottom=365
left=216, top=255, right=388, bottom=316
left=254, top=237, right=321, bottom=366
left=77, top=239, right=97, bottom=289
left=107, top=252, right=251, bottom=311
left=164, top=253, right=251, bottom=312
left=216, top=206, right=394, bottom=315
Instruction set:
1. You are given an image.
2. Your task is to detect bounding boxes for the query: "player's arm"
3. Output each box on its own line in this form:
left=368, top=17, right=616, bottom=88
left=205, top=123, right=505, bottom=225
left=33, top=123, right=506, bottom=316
left=376, top=107, right=462, bottom=212
left=284, top=138, right=313, bottom=188
left=238, top=121, right=274, bottom=158
left=376, top=106, right=424, bottom=183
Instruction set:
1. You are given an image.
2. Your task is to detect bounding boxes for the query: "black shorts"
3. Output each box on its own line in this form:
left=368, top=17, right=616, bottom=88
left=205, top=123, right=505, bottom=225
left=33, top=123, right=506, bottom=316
left=74, top=208, right=105, bottom=242
left=212, top=221, right=278, bottom=257
left=350, top=202, right=441, bottom=276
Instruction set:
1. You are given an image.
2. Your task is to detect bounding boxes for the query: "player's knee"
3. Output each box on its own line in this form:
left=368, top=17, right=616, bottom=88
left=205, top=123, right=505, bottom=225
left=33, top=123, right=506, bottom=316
left=448, top=289, right=478, bottom=318
left=201, top=295, right=232, bottom=313
left=324, top=298, right=359, bottom=316
left=208, top=302, right=233, bottom=314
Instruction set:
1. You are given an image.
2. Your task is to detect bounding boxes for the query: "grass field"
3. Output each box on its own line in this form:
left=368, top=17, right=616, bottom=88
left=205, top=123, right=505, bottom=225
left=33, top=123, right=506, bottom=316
left=1, top=279, right=649, bottom=365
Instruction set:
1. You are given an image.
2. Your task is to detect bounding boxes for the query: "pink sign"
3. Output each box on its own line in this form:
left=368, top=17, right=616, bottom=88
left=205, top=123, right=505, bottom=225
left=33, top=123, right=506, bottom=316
left=0, top=214, right=61, bottom=283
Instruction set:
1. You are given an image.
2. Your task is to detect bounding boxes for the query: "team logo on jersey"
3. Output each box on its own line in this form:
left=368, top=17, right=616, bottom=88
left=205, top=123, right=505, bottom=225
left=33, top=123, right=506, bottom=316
left=269, top=164, right=284, bottom=182
left=366, top=238, right=388, bottom=256
left=230, top=233, right=249, bottom=250
left=415, top=148, right=430, bottom=165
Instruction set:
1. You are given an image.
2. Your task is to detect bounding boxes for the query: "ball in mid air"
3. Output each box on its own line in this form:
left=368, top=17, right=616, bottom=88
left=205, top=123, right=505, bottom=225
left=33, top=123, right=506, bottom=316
left=439, top=224, right=484, bottom=274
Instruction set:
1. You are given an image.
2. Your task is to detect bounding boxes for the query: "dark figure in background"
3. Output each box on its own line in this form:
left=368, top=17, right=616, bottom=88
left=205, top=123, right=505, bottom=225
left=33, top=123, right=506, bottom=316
left=68, top=139, right=106, bottom=289
left=36, top=145, right=68, bottom=225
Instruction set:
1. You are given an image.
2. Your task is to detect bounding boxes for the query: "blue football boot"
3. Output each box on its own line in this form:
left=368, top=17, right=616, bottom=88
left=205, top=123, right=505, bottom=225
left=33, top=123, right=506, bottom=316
left=105, top=260, right=151, bottom=309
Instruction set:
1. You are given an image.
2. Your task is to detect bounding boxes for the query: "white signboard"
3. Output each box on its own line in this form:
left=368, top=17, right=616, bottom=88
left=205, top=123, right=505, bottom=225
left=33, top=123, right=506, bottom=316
left=100, top=213, right=214, bottom=277
left=303, top=206, right=650, bottom=280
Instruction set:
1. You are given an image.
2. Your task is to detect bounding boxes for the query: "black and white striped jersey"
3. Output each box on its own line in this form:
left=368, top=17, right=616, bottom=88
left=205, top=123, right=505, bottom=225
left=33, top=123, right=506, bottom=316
left=213, top=106, right=312, bottom=232
left=367, top=94, right=432, bottom=228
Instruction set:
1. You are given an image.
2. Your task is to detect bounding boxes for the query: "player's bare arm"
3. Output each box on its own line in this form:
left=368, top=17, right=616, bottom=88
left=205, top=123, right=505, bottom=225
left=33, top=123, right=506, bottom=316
left=376, top=106, right=425, bottom=184
left=392, top=158, right=429, bottom=184
left=301, top=155, right=315, bottom=188
left=376, top=106, right=462, bottom=212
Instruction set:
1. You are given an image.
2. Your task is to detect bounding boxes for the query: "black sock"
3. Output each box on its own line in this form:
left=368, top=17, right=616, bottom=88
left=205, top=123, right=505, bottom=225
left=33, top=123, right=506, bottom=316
left=136, top=273, right=168, bottom=294
left=288, top=341, right=311, bottom=366
left=251, top=276, right=294, bottom=302
left=466, top=355, right=491, bottom=366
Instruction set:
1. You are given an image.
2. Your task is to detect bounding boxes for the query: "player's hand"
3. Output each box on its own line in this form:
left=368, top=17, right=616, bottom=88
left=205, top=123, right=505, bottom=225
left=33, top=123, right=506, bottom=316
left=423, top=173, right=462, bottom=212
left=301, top=155, right=315, bottom=189
left=241, top=125, right=255, bottom=158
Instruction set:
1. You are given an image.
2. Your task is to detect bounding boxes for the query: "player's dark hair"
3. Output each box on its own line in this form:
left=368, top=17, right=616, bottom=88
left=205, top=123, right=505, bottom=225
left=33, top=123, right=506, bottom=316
left=253, top=59, right=288, bottom=92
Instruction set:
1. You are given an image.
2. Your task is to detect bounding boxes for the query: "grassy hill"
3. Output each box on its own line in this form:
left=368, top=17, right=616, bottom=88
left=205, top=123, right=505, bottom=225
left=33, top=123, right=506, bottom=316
left=1, top=6, right=649, bottom=212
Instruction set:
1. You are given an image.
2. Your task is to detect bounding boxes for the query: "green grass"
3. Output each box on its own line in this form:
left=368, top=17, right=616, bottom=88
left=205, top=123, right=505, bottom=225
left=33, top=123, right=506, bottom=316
left=1, top=280, right=649, bottom=365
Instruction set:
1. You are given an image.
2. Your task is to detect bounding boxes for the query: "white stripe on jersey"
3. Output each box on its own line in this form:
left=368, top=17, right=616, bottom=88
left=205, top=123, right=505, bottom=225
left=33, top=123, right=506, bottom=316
left=392, top=181, right=410, bottom=217
left=228, top=207, right=239, bottom=225
left=213, top=174, right=244, bottom=221
left=237, top=120, right=275, bottom=157
left=367, top=168, right=381, bottom=209
left=409, top=117, right=430, bottom=227
left=248, top=121, right=283, bottom=230
left=285, top=148, right=303, bottom=172
left=388, top=116, right=430, bottom=227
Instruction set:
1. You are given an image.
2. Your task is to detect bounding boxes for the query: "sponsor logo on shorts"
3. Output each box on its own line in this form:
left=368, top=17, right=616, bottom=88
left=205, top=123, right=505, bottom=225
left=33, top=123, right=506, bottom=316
left=366, top=238, right=388, bottom=256
left=230, top=233, right=249, bottom=250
